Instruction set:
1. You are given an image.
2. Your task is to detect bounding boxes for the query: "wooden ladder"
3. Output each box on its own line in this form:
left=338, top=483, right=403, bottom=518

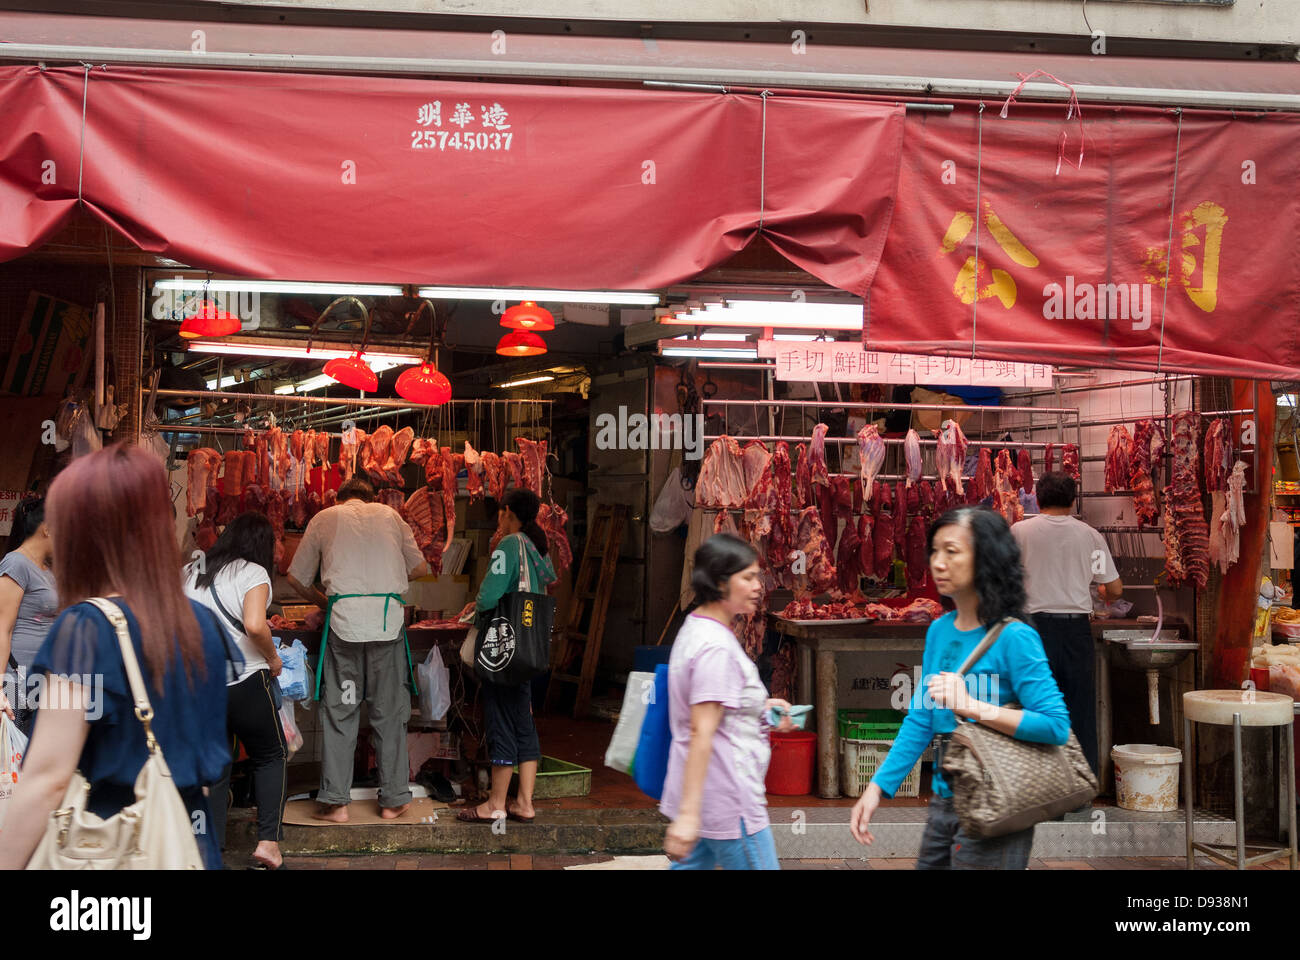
left=546, top=503, right=628, bottom=718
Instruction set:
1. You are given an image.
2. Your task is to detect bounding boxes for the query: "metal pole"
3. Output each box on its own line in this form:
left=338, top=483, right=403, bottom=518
left=155, top=388, right=551, bottom=409
left=1185, top=714, right=1195, bottom=869
left=701, top=398, right=1075, bottom=416
left=702, top=433, right=1057, bottom=449
left=1234, top=712, right=1246, bottom=870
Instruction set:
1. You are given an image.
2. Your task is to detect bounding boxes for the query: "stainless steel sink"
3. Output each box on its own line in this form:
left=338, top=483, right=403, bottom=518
left=1101, top=630, right=1197, bottom=725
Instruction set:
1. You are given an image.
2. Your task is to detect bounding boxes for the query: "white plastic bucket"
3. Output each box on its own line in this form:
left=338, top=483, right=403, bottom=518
left=1112, top=744, right=1182, bottom=812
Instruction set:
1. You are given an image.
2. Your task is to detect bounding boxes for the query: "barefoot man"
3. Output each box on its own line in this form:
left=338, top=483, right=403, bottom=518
left=288, top=477, right=429, bottom=822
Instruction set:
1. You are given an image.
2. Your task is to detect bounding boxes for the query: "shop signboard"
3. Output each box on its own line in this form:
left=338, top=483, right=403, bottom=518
left=0, top=488, right=25, bottom=538
left=1, top=292, right=91, bottom=397
left=758, top=340, right=1053, bottom=388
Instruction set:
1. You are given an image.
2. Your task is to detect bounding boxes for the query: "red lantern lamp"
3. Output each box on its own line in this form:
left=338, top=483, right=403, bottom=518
left=322, top=351, right=378, bottom=392
left=179, top=300, right=241, bottom=339
left=500, top=301, right=555, bottom=331
left=496, top=329, right=547, bottom=357
left=396, top=362, right=451, bottom=405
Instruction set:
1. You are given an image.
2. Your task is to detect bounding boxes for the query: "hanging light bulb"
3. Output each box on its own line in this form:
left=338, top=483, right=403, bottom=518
left=322, top=351, right=378, bottom=392
left=496, top=329, right=547, bottom=357
left=500, top=301, right=555, bottom=331
left=396, top=362, right=451, bottom=405
left=179, top=299, right=241, bottom=339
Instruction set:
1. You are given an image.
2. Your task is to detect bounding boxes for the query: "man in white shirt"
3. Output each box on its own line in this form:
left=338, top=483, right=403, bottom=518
left=1010, top=471, right=1122, bottom=777
left=288, top=477, right=429, bottom=822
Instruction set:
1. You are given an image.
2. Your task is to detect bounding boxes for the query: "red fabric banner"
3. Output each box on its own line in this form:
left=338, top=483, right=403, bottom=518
left=867, top=102, right=1300, bottom=380
left=0, top=65, right=903, bottom=295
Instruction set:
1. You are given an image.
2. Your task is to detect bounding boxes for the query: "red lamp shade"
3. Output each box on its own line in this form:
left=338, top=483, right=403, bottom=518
left=496, top=330, right=548, bottom=357
left=322, top=351, right=378, bottom=391
left=179, top=300, right=241, bottom=339
left=500, top=301, right=555, bottom=331
left=395, top=363, right=452, bottom=405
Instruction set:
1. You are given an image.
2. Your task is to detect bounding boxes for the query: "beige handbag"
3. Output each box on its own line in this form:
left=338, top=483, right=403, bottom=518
left=459, top=625, right=478, bottom=669
left=939, top=619, right=1099, bottom=839
left=27, top=598, right=204, bottom=870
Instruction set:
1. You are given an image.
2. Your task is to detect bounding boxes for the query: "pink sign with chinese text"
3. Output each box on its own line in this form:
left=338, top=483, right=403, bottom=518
left=757, top=341, right=1052, bottom=388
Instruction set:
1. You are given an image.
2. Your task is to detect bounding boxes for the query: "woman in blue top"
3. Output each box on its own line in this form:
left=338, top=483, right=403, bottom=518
left=849, top=507, right=1071, bottom=870
left=457, top=488, right=556, bottom=826
left=0, top=444, right=231, bottom=870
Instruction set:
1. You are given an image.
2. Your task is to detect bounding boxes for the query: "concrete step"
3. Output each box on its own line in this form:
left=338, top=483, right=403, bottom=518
left=227, top=804, right=1246, bottom=860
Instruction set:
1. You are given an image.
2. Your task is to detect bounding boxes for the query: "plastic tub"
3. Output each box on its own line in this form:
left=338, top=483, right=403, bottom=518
left=1112, top=744, right=1182, bottom=812
left=766, top=731, right=817, bottom=796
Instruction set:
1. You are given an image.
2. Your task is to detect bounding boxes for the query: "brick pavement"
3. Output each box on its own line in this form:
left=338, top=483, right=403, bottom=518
left=279, top=853, right=1293, bottom=870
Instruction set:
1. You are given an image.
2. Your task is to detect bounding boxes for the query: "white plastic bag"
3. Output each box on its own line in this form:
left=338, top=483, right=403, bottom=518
left=417, top=648, right=451, bottom=723
left=604, top=671, right=656, bottom=775
left=0, top=712, right=29, bottom=829
left=279, top=702, right=303, bottom=756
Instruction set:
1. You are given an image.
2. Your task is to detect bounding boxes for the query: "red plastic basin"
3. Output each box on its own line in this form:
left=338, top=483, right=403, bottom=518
left=766, top=731, right=817, bottom=796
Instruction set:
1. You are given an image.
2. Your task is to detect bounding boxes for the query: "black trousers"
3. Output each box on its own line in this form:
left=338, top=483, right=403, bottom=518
left=211, top=669, right=288, bottom=847
left=1030, top=613, right=1098, bottom=775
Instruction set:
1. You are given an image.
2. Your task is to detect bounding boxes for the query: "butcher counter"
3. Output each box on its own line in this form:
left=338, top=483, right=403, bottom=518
left=770, top=615, right=1192, bottom=798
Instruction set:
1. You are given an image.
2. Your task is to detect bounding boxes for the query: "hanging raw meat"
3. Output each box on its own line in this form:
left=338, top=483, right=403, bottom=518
left=836, top=515, right=861, bottom=593
left=186, top=448, right=223, bottom=517
left=873, top=483, right=895, bottom=579
left=439, top=447, right=457, bottom=550
left=1162, top=411, right=1209, bottom=589
left=743, top=442, right=792, bottom=579
left=905, top=515, right=929, bottom=592
left=196, top=518, right=218, bottom=552
left=855, top=424, right=886, bottom=501
left=810, top=423, right=830, bottom=488
left=697, top=436, right=747, bottom=508
left=480, top=451, right=506, bottom=502
left=1130, top=420, right=1163, bottom=527
left=311, top=431, right=328, bottom=469
left=794, top=443, right=811, bottom=510
left=362, top=425, right=395, bottom=487
left=741, top=440, right=771, bottom=493
left=337, top=428, right=362, bottom=482
left=904, top=429, right=922, bottom=488
left=1203, top=419, right=1231, bottom=493
left=918, top=479, right=936, bottom=519
left=1219, top=461, right=1247, bottom=573
left=787, top=506, right=836, bottom=600
left=538, top=502, right=573, bottom=578
left=1016, top=449, right=1033, bottom=494
left=1104, top=426, right=1133, bottom=493
left=403, top=487, right=445, bottom=573
left=993, top=450, right=1024, bottom=526
left=302, top=429, right=317, bottom=469
left=383, top=427, right=414, bottom=484
left=290, top=429, right=305, bottom=463
left=935, top=420, right=968, bottom=496
left=1043, top=442, right=1055, bottom=475
left=516, top=437, right=547, bottom=494
left=857, top=512, right=874, bottom=579
left=464, top=441, right=484, bottom=502
left=893, top=480, right=908, bottom=553
left=1061, top=444, right=1081, bottom=482
left=499, top=452, right=521, bottom=490
left=216, top=450, right=244, bottom=524
left=714, top=508, right=738, bottom=536
left=816, top=483, right=837, bottom=554
left=972, top=448, right=993, bottom=502
left=831, top=477, right=853, bottom=518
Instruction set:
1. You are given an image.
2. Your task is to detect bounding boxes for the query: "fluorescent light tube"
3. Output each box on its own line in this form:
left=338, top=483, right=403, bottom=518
left=153, top=279, right=405, bottom=297
left=772, top=334, right=822, bottom=341
left=494, top=375, right=556, bottom=389
left=673, top=332, right=750, bottom=342
left=661, top=347, right=758, bottom=359
left=418, top=286, right=658, bottom=305
left=275, top=361, right=402, bottom=395
left=187, top=340, right=422, bottom=365
left=661, top=300, right=864, bottom=330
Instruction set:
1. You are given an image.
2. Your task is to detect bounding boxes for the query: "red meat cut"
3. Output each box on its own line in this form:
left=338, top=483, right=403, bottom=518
left=873, top=483, right=895, bottom=579
left=697, top=437, right=748, bottom=508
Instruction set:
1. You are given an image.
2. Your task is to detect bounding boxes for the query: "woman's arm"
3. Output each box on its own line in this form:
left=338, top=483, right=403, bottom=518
left=241, top=584, right=279, bottom=673
left=0, top=575, right=23, bottom=672
left=0, top=675, right=91, bottom=868
left=664, top=701, right=724, bottom=857
left=474, top=541, right=516, bottom=614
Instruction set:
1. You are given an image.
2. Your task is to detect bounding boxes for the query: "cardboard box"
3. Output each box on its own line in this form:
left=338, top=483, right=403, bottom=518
left=406, top=574, right=469, bottom=615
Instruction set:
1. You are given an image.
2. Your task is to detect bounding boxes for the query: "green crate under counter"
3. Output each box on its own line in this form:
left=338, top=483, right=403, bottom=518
left=510, top=756, right=592, bottom=799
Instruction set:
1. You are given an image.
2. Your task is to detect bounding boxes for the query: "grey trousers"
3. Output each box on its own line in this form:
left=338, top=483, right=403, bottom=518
left=916, top=796, right=1035, bottom=870
left=318, top=633, right=413, bottom=808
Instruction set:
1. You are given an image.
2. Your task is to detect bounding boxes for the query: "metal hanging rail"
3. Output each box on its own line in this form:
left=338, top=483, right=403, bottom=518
left=155, top=388, right=553, bottom=410
left=701, top=398, right=1078, bottom=416
left=1009, top=374, right=1197, bottom=400
left=701, top=433, right=1057, bottom=450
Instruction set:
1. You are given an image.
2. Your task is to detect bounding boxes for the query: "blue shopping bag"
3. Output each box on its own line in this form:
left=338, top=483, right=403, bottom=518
left=633, top=664, right=672, bottom=801
left=276, top=639, right=311, bottom=702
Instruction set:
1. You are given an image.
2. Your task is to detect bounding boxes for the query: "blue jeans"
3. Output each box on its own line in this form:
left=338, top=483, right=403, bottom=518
left=671, top=818, right=780, bottom=871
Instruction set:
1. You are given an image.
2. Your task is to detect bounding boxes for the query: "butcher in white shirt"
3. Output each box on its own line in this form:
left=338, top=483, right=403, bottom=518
left=288, top=476, right=428, bottom=822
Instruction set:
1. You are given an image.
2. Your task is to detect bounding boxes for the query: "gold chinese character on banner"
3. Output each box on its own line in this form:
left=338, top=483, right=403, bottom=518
left=939, top=201, right=1041, bottom=308
left=1142, top=201, right=1227, bottom=313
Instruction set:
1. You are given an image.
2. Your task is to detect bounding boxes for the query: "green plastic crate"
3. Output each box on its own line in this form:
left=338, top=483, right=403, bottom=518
left=838, top=708, right=905, bottom=741
left=510, top=755, right=592, bottom=799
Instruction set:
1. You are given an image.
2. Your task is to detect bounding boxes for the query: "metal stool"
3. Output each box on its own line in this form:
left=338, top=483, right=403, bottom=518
left=1183, top=690, right=1297, bottom=870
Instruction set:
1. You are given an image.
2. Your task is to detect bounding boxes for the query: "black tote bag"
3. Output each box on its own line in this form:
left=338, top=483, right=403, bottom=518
left=474, top=536, right=556, bottom=686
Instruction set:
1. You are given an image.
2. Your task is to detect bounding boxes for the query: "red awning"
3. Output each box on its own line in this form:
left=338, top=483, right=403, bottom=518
left=867, top=101, right=1300, bottom=380
left=0, top=65, right=904, bottom=295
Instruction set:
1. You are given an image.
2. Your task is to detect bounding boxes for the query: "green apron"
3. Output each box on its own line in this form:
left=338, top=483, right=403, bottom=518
left=313, top=592, right=418, bottom=701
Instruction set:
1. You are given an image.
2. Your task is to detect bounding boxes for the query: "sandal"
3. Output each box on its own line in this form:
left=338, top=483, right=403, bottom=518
left=456, top=806, right=505, bottom=824
left=506, top=811, right=535, bottom=824
left=247, top=858, right=287, bottom=870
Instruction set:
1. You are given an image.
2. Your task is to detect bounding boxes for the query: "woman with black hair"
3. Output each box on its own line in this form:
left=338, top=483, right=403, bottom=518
left=849, top=507, right=1071, bottom=869
left=0, top=496, right=57, bottom=735
left=183, top=511, right=288, bottom=870
left=660, top=533, right=794, bottom=870
left=457, top=488, right=557, bottom=826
